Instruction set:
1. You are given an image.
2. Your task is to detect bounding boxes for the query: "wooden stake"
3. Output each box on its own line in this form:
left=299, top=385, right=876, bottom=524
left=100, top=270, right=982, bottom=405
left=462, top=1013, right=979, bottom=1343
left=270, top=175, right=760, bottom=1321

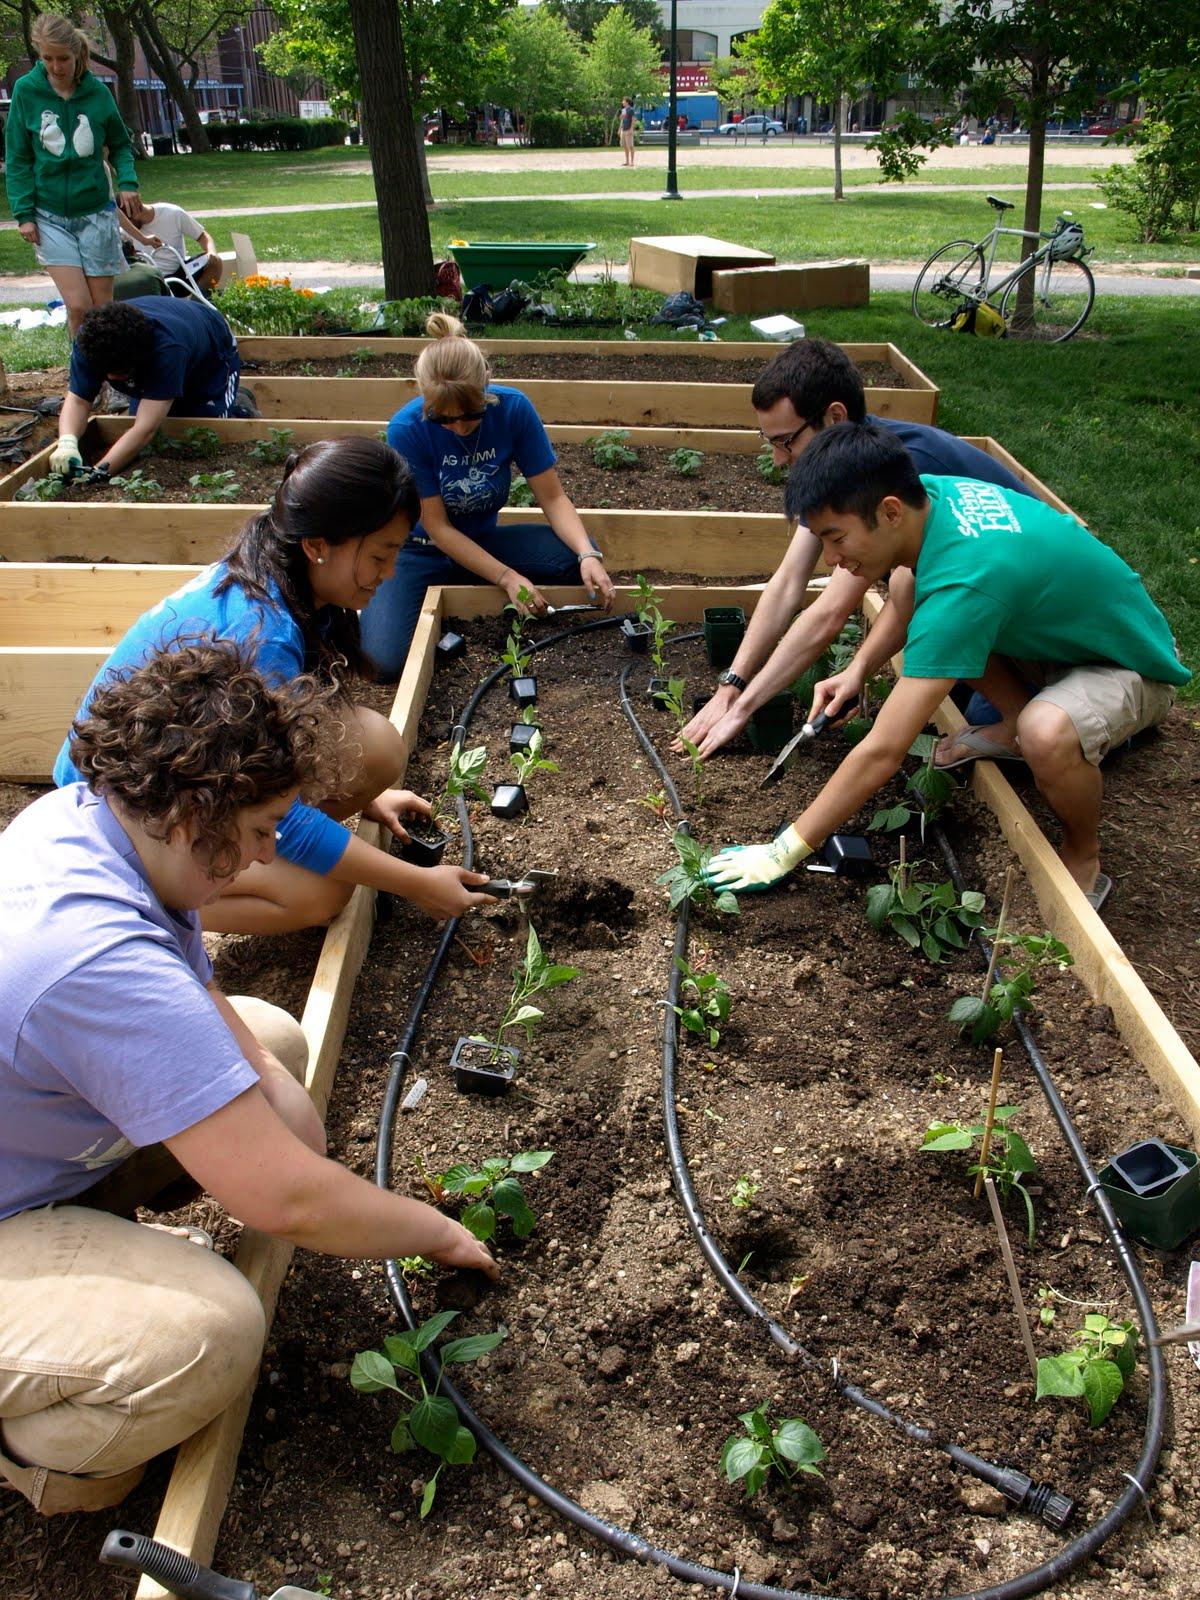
left=898, top=834, right=907, bottom=893
left=979, top=865, right=1016, bottom=1004
left=974, top=1046, right=1005, bottom=1198
left=984, top=1176, right=1039, bottom=1383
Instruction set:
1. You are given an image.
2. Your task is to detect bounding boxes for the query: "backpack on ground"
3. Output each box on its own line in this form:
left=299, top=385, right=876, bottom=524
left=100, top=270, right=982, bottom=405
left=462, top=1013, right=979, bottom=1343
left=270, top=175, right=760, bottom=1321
left=949, top=300, right=1007, bottom=338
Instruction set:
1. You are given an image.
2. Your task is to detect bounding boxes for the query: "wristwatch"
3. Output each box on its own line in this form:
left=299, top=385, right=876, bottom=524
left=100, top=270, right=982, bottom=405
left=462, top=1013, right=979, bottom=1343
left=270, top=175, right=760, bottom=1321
left=580, top=548, right=605, bottom=563
left=717, top=670, right=747, bottom=691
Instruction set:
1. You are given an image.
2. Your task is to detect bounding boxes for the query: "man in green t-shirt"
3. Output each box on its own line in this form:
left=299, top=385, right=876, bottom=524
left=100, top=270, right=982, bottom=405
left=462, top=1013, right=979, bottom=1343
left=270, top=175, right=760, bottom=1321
left=706, top=423, right=1189, bottom=912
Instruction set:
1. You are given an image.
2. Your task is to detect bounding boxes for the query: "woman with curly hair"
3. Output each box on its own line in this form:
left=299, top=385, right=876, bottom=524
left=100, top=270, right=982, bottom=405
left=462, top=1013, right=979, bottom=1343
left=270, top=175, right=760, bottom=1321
left=0, top=640, right=498, bottom=1517
left=360, top=311, right=616, bottom=679
left=55, top=437, right=494, bottom=933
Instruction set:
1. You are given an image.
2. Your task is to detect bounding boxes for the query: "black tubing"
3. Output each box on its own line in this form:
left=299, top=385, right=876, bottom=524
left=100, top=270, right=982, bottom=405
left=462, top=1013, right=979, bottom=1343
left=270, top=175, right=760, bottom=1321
left=372, top=621, right=1162, bottom=1600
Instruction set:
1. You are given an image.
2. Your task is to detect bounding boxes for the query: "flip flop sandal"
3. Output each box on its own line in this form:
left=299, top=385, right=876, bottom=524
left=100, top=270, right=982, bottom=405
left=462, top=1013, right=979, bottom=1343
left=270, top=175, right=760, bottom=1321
left=1085, top=873, right=1113, bottom=914
left=141, top=1221, right=214, bottom=1249
left=934, top=726, right=1027, bottom=771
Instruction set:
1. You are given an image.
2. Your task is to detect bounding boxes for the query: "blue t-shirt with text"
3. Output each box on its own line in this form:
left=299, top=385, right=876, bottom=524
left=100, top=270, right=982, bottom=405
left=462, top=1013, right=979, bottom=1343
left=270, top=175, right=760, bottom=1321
left=68, top=295, right=238, bottom=413
left=870, top=415, right=1028, bottom=495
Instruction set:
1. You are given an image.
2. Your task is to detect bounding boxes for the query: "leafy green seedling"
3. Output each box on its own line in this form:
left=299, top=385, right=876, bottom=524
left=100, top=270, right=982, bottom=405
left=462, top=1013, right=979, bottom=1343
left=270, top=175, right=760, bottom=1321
left=430, top=742, right=489, bottom=828
left=144, top=430, right=183, bottom=456
left=182, top=425, right=222, bottom=459
left=672, top=956, right=732, bottom=1046
left=866, top=862, right=986, bottom=962
left=1037, top=1286, right=1057, bottom=1327
left=668, top=446, right=703, bottom=477
left=756, top=443, right=786, bottom=485
left=657, top=830, right=740, bottom=918
left=249, top=426, right=296, bottom=464
left=720, top=1404, right=826, bottom=1497
left=508, top=472, right=536, bottom=508
left=351, top=1309, right=506, bottom=1517
left=588, top=428, right=639, bottom=469
left=438, top=1150, right=554, bottom=1242
left=499, top=587, right=535, bottom=677
left=510, top=727, right=558, bottom=791
left=188, top=470, right=241, bottom=503
left=1036, top=1314, right=1139, bottom=1427
left=109, top=469, right=162, bottom=502
left=17, top=472, right=68, bottom=501
left=922, top=1104, right=1038, bottom=1243
left=870, top=733, right=957, bottom=836
left=297, top=359, right=317, bottom=376
left=730, top=1175, right=759, bottom=1210
left=949, top=931, right=1073, bottom=1042
left=631, top=574, right=676, bottom=678
left=397, top=1254, right=434, bottom=1285
left=485, top=922, right=579, bottom=1062
left=637, top=788, right=672, bottom=825
left=350, top=346, right=377, bottom=365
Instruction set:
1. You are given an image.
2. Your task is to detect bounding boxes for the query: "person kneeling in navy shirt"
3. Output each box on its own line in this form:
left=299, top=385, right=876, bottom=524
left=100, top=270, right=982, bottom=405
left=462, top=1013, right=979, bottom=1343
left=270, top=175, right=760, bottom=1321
left=50, top=296, right=258, bottom=482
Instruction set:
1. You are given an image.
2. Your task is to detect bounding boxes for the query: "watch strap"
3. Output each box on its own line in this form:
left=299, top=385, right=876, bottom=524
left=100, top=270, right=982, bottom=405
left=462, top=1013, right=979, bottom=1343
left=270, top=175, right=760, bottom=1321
left=718, top=670, right=747, bottom=691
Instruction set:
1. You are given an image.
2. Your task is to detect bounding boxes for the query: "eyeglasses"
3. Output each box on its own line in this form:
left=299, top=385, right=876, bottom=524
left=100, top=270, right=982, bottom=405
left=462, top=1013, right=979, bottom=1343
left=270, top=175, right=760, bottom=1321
left=759, top=419, right=816, bottom=452
left=427, top=407, right=487, bottom=426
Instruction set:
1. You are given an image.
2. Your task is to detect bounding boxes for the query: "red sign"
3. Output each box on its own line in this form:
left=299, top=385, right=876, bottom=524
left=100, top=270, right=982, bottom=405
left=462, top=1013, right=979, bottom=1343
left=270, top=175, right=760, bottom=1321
left=659, top=65, right=713, bottom=91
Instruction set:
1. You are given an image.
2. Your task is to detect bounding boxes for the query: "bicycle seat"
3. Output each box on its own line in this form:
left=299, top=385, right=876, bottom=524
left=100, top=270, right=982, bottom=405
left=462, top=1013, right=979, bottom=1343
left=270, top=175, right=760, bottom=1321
left=986, top=195, right=1016, bottom=211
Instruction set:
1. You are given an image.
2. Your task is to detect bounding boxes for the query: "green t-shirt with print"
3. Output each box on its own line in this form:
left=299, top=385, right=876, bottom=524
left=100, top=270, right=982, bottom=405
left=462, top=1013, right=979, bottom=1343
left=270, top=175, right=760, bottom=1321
left=902, top=476, right=1189, bottom=687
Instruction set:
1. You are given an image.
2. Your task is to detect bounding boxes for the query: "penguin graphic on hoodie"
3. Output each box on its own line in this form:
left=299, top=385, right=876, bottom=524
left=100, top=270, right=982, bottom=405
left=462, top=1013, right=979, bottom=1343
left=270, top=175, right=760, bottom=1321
left=4, top=59, right=138, bottom=226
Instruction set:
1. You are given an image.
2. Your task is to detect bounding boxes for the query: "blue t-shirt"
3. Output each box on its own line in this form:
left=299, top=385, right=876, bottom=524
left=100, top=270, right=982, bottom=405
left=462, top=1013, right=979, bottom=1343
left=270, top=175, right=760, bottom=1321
left=53, top=562, right=350, bottom=876
left=0, top=785, right=258, bottom=1217
left=68, top=296, right=238, bottom=414
left=870, top=415, right=1029, bottom=495
left=387, top=384, right=556, bottom=542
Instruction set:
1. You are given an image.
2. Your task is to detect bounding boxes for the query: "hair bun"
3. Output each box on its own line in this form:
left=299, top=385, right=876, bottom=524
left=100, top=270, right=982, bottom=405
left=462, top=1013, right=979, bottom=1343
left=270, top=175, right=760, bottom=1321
left=425, top=310, right=466, bottom=341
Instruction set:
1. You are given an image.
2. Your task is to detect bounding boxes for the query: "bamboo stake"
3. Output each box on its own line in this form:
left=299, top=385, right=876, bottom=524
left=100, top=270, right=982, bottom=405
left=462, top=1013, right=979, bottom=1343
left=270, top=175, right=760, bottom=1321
left=898, top=834, right=907, bottom=894
left=974, top=1046, right=1005, bottom=1198
left=984, top=1176, right=1039, bottom=1382
left=979, top=865, right=1016, bottom=1004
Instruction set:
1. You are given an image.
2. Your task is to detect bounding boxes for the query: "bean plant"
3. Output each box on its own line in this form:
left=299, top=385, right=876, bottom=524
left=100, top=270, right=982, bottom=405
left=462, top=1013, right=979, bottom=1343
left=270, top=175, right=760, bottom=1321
left=949, top=930, right=1073, bottom=1042
left=672, top=956, right=732, bottom=1046
left=109, top=469, right=162, bottom=502
left=422, top=1150, right=555, bottom=1243
left=922, top=1103, right=1038, bottom=1243
left=588, top=428, right=639, bottom=469
left=508, top=471, right=536, bottom=508
left=657, top=830, right=740, bottom=917
left=188, top=469, right=241, bottom=503
left=720, top=1404, right=826, bottom=1498
left=870, top=733, right=957, bottom=837
left=249, top=426, right=296, bottom=464
left=865, top=861, right=986, bottom=962
left=668, top=447, right=703, bottom=477
left=756, top=443, right=786, bottom=485
left=17, top=472, right=67, bottom=501
left=181, top=425, right=222, bottom=459
left=1036, top=1314, right=1139, bottom=1427
left=351, top=1310, right=506, bottom=1517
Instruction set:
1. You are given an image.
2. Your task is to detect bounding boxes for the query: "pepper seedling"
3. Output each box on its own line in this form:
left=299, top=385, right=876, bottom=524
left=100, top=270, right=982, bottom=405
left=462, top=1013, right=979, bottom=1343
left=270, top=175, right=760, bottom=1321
left=922, top=1104, right=1039, bottom=1244
left=437, top=1150, right=555, bottom=1242
left=720, top=1403, right=826, bottom=1498
left=448, top=922, right=579, bottom=1090
left=672, top=956, right=732, bottom=1046
left=1036, top=1314, right=1139, bottom=1427
left=404, top=741, right=488, bottom=868
left=730, top=1175, right=759, bottom=1210
left=351, top=1310, right=507, bottom=1517
left=493, top=728, right=558, bottom=817
left=657, top=830, right=740, bottom=917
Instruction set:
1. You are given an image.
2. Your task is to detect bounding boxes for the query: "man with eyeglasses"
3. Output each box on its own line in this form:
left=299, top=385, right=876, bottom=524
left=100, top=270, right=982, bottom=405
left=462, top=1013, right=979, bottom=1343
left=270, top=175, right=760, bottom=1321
left=677, top=337, right=1029, bottom=761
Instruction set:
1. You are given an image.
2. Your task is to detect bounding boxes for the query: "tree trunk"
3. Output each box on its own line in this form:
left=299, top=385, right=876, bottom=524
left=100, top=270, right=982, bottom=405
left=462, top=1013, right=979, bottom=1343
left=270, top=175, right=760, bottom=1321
left=832, top=84, right=845, bottom=199
left=407, top=66, right=434, bottom=206
left=1014, top=51, right=1049, bottom=329
left=134, top=3, right=211, bottom=154
left=97, top=7, right=142, bottom=139
left=348, top=0, right=434, bottom=299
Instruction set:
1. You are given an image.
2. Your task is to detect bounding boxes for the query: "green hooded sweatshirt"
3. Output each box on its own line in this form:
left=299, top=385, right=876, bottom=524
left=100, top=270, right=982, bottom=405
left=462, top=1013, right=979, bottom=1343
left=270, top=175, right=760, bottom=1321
left=4, top=61, right=138, bottom=223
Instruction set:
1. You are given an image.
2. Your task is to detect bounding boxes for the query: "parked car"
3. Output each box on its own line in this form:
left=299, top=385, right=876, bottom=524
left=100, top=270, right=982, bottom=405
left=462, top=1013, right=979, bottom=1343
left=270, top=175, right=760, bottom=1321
left=718, top=115, right=784, bottom=137
left=1086, top=117, right=1140, bottom=137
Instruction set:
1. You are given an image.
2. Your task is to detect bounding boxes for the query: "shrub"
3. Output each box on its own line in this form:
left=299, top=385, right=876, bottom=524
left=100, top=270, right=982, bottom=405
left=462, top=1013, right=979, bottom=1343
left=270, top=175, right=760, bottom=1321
left=529, top=111, right=606, bottom=148
left=178, top=116, right=348, bottom=153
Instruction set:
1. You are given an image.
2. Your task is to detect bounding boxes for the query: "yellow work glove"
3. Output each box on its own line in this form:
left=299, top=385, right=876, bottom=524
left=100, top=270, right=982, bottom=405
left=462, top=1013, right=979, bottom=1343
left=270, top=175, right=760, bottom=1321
left=704, top=824, right=813, bottom=893
left=49, top=433, right=82, bottom=477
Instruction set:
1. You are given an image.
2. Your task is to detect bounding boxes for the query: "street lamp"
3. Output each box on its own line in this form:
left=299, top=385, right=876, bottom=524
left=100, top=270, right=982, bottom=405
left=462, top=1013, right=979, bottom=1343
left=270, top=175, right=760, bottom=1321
left=662, top=0, right=681, bottom=200
left=235, top=24, right=251, bottom=116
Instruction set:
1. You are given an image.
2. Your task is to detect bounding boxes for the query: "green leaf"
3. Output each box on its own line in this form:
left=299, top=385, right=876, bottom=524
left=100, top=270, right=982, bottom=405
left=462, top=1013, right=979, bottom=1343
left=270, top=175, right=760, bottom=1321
left=743, top=1463, right=767, bottom=1499
left=773, top=1419, right=826, bottom=1468
left=892, top=916, right=920, bottom=949
left=921, top=932, right=945, bottom=963
left=934, top=916, right=965, bottom=949
left=411, top=1309, right=460, bottom=1352
left=1083, top=1313, right=1109, bottom=1334
left=949, top=995, right=987, bottom=1027
left=541, top=964, right=580, bottom=987
left=440, top=1330, right=508, bottom=1365
left=715, top=890, right=741, bottom=916
left=492, top=1177, right=537, bottom=1237
left=382, top=1334, right=420, bottom=1375
left=444, top=1424, right=477, bottom=1465
left=1082, top=1359, right=1125, bottom=1427
left=922, top=1128, right=973, bottom=1151
left=440, top=1163, right=473, bottom=1192
left=458, top=1175, right=492, bottom=1197
left=419, top=1472, right=438, bottom=1519
left=460, top=1201, right=496, bottom=1242
left=390, top=1417, right=415, bottom=1454
left=510, top=1150, right=554, bottom=1173
left=410, top=1393, right=460, bottom=1457
left=481, top=1158, right=509, bottom=1178
left=961, top=890, right=986, bottom=913
left=1036, top=1354, right=1086, bottom=1400
left=721, top=1436, right=763, bottom=1484
left=350, top=1350, right=401, bottom=1393
left=1004, top=1132, right=1038, bottom=1175
left=865, top=883, right=894, bottom=928
left=1111, top=1323, right=1139, bottom=1378
left=508, top=1003, right=544, bottom=1029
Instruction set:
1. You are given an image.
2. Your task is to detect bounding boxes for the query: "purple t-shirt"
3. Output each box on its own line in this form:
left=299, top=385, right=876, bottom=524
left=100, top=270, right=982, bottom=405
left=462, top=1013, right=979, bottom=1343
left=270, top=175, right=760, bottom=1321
left=0, top=785, right=258, bottom=1218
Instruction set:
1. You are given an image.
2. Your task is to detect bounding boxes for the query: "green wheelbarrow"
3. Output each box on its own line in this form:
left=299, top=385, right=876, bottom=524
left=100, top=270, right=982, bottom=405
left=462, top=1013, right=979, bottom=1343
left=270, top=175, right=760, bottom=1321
left=448, top=240, right=595, bottom=291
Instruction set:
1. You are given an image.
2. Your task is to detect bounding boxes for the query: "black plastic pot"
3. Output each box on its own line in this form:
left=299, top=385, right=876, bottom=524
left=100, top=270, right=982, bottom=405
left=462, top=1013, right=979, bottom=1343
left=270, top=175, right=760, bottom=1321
left=491, top=782, right=528, bottom=818
left=509, top=675, right=538, bottom=706
left=451, top=1036, right=518, bottom=1095
left=692, top=693, right=712, bottom=715
left=805, top=832, right=874, bottom=877
left=745, top=692, right=794, bottom=753
left=1098, top=1141, right=1200, bottom=1250
left=400, top=823, right=449, bottom=869
left=509, top=722, right=540, bottom=755
left=648, top=677, right=674, bottom=709
left=702, top=605, right=746, bottom=670
left=436, top=629, right=466, bottom=662
left=621, top=616, right=652, bottom=653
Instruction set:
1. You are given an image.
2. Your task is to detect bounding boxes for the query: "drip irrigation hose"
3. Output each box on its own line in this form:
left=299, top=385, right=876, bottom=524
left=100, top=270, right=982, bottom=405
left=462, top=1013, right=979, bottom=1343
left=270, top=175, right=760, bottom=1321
left=370, top=618, right=1160, bottom=1600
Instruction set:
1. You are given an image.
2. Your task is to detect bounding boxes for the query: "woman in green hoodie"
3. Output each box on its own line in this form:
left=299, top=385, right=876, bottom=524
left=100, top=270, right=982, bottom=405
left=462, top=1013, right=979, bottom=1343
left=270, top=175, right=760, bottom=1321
left=4, top=13, right=140, bottom=334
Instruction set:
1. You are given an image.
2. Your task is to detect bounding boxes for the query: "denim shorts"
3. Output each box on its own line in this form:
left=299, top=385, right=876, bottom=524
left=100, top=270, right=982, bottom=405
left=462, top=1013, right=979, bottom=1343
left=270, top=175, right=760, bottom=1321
left=33, top=205, right=125, bottom=276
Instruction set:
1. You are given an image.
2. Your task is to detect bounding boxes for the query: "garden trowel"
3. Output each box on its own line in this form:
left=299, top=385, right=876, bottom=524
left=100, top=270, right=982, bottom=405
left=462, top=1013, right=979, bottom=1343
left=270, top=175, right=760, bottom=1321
left=759, top=697, right=859, bottom=788
left=100, top=1529, right=322, bottom=1599
left=479, top=867, right=558, bottom=899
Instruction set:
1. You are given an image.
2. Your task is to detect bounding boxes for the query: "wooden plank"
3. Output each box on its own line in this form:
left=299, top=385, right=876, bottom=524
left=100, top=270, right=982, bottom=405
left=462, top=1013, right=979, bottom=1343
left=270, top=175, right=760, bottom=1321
left=0, top=647, right=105, bottom=779
left=862, top=589, right=1200, bottom=1139
left=883, top=343, right=939, bottom=424
left=435, top=582, right=769, bottom=625
left=0, top=564, right=194, bottom=646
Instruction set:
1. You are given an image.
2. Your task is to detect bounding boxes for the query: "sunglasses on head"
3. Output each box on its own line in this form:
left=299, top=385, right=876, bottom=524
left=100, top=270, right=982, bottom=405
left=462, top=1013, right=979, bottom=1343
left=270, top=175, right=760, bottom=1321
left=427, top=407, right=487, bottom=425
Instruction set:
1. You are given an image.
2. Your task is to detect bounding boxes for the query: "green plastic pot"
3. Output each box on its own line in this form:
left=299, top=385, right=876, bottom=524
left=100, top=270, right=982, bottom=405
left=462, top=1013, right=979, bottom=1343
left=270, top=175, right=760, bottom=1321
left=448, top=240, right=595, bottom=291
left=703, top=606, right=746, bottom=670
left=746, top=692, right=794, bottom=752
left=1098, top=1142, right=1200, bottom=1250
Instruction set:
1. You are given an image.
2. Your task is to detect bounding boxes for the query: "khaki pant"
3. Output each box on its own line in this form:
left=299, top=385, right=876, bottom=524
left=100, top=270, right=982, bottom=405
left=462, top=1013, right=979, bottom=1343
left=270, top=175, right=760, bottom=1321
left=0, top=997, right=307, bottom=1514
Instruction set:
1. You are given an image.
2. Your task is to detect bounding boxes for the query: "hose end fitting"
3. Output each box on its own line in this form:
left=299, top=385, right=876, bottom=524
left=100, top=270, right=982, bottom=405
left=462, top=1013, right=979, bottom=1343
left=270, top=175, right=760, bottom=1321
left=996, top=1468, right=1076, bottom=1530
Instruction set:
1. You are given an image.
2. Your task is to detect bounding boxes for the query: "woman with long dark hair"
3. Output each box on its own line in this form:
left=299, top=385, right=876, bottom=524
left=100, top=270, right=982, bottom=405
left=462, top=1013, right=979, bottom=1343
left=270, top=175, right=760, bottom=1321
left=54, top=436, right=494, bottom=933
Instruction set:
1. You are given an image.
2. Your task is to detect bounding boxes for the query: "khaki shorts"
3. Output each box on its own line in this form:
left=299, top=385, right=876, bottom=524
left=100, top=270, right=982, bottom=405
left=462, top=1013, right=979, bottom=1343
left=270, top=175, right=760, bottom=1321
left=1025, top=661, right=1178, bottom=766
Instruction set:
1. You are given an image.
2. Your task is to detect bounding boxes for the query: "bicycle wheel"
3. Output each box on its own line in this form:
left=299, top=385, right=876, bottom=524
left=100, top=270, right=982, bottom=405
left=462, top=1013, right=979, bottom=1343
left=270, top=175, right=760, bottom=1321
left=911, top=240, right=987, bottom=328
left=999, top=254, right=1095, bottom=342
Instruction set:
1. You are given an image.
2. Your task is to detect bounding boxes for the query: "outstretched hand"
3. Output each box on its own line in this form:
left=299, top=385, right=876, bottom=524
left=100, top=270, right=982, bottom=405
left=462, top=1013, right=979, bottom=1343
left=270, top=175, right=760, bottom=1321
left=704, top=825, right=813, bottom=894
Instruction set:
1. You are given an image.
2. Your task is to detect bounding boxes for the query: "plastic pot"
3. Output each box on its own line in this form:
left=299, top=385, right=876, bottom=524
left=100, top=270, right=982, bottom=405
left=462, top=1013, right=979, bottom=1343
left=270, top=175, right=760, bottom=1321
left=648, top=677, right=674, bottom=709
left=621, top=616, right=652, bottom=653
left=703, top=606, right=746, bottom=670
left=746, top=692, right=794, bottom=753
left=1098, top=1141, right=1200, bottom=1250
left=450, top=1035, right=518, bottom=1095
left=436, top=629, right=466, bottom=662
left=692, top=693, right=712, bottom=715
left=509, top=675, right=538, bottom=707
left=400, top=823, right=449, bottom=869
left=509, top=722, right=540, bottom=755
left=805, top=833, right=874, bottom=877
left=491, top=783, right=528, bottom=818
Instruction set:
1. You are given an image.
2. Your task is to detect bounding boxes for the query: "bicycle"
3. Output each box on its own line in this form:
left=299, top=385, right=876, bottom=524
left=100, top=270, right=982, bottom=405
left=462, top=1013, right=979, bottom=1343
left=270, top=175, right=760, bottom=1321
left=911, top=196, right=1096, bottom=342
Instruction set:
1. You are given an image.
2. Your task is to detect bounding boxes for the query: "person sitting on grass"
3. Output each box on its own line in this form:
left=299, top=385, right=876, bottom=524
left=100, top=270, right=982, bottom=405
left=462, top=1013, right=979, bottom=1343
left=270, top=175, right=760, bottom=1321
left=49, top=296, right=258, bottom=483
left=54, top=437, right=496, bottom=934
left=0, top=641, right=497, bottom=1518
left=677, top=336, right=1036, bottom=764
left=360, top=312, right=615, bottom=681
left=706, top=423, right=1189, bottom=913
left=121, top=194, right=222, bottom=293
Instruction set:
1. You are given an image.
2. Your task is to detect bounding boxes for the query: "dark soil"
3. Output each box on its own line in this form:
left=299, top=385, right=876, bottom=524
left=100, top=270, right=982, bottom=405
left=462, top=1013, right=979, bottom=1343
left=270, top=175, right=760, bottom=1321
left=243, top=353, right=913, bottom=391
left=43, top=438, right=288, bottom=505
left=2, top=627, right=1197, bottom=1600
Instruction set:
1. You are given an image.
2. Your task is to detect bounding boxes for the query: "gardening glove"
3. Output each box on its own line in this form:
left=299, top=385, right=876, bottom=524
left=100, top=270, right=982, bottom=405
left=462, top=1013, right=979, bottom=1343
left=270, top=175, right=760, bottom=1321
left=73, top=464, right=111, bottom=489
left=49, top=433, right=82, bottom=477
left=705, top=824, right=813, bottom=894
